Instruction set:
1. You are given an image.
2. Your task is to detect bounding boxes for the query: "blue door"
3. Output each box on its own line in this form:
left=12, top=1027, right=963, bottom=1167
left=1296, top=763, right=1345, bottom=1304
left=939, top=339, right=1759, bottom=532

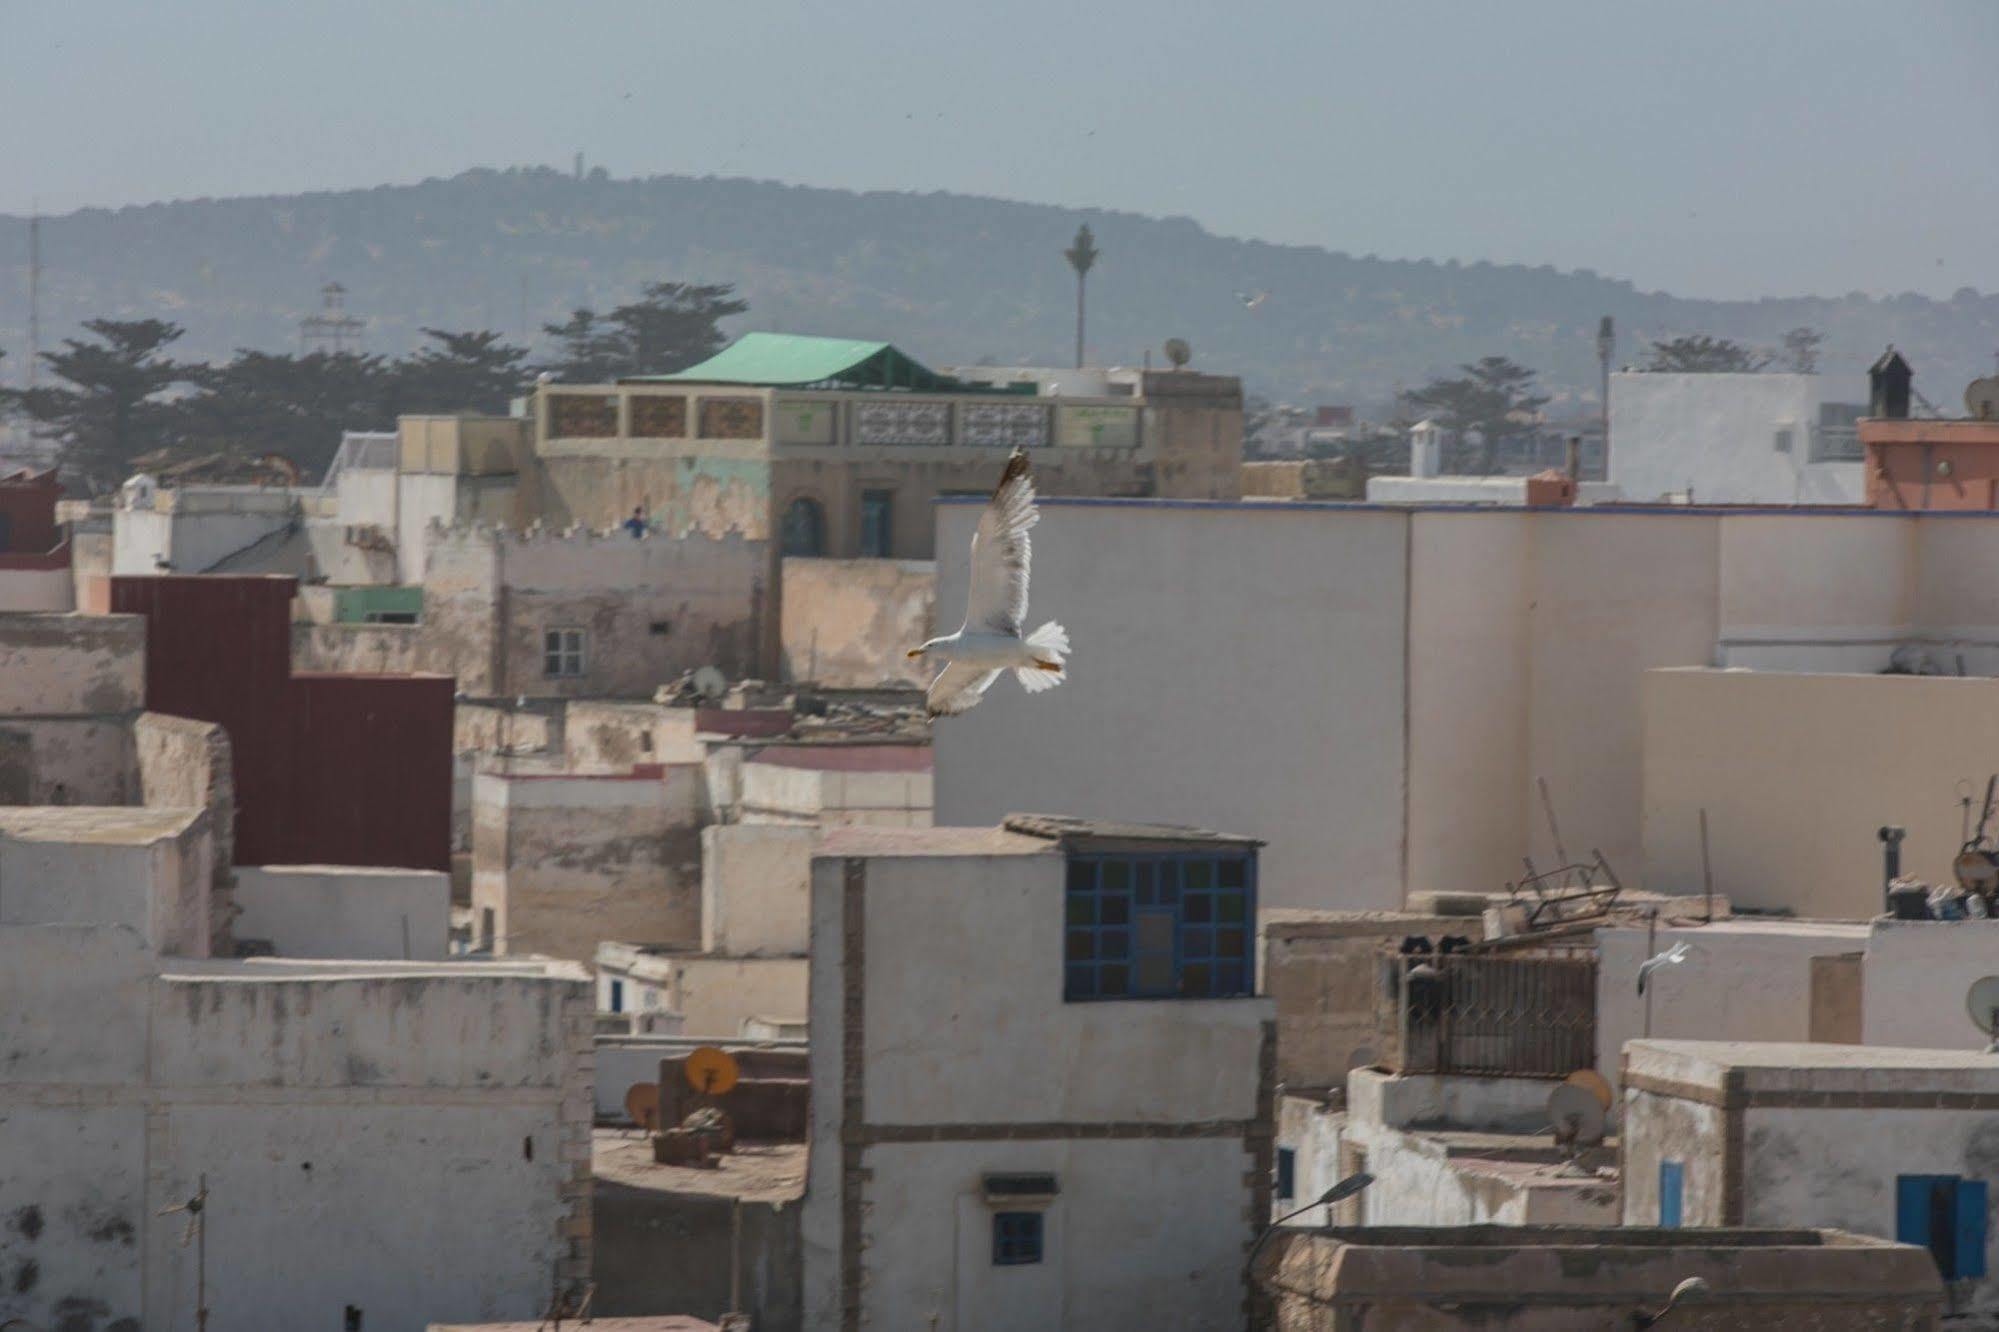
left=1898, top=1174, right=1988, bottom=1280
left=1659, top=1160, right=1684, bottom=1228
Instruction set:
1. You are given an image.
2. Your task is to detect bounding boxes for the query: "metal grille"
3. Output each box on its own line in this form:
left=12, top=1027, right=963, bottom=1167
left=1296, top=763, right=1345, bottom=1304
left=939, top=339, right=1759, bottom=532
left=1378, top=950, right=1596, bottom=1078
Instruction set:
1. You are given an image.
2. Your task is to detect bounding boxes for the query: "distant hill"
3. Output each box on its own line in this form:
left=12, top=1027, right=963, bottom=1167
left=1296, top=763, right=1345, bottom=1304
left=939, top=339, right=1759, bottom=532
left=3, top=165, right=1995, bottom=414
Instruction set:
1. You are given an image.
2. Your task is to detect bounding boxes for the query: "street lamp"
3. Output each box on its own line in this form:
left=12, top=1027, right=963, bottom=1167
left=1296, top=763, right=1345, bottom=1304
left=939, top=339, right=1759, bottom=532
left=1632, top=1276, right=1710, bottom=1327
left=1064, top=224, right=1100, bottom=370
left=1242, top=1171, right=1374, bottom=1278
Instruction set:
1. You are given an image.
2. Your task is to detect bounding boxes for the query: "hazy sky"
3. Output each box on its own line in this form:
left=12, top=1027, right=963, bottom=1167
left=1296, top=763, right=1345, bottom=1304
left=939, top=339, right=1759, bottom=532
left=4, top=0, right=1994, bottom=301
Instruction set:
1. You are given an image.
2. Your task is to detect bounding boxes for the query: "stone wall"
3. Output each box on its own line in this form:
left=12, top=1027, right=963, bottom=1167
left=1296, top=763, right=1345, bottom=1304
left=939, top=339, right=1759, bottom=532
left=473, top=767, right=707, bottom=963
left=133, top=713, right=237, bottom=953
left=779, top=557, right=935, bottom=688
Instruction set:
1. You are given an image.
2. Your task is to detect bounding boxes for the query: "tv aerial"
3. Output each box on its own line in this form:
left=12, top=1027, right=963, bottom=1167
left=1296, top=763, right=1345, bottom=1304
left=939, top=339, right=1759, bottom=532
left=1966, top=976, right=1999, bottom=1054
left=1547, top=1083, right=1607, bottom=1172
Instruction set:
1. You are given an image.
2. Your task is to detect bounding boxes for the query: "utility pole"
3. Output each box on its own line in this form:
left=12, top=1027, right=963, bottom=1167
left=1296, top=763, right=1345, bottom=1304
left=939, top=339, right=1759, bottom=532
left=1064, top=224, right=1099, bottom=370
left=27, top=207, right=40, bottom=390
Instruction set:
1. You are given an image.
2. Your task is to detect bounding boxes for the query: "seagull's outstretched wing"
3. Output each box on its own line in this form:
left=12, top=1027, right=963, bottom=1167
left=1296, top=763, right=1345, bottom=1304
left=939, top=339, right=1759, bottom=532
left=926, top=663, right=1002, bottom=717
left=964, top=450, right=1037, bottom=636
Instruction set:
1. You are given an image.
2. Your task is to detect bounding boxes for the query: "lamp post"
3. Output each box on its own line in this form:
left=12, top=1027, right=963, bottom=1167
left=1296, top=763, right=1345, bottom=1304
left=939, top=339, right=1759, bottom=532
left=1242, top=1171, right=1374, bottom=1280
left=1065, top=224, right=1099, bottom=370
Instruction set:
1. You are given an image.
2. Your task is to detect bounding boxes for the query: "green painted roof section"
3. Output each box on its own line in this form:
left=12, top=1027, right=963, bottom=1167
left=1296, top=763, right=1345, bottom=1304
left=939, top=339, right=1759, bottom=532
left=639, top=332, right=987, bottom=392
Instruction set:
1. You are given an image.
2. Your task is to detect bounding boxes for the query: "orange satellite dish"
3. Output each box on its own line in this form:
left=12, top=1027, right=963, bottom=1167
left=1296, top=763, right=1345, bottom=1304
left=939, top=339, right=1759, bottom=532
left=1565, top=1068, right=1614, bottom=1112
left=684, top=1046, right=740, bottom=1096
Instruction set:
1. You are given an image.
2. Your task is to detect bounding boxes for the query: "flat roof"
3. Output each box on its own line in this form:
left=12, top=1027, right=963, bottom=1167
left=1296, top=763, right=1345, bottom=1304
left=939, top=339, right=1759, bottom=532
left=158, top=956, right=590, bottom=983
left=747, top=743, right=932, bottom=773
left=594, top=1130, right=806, bottom=1204
left=1628, top=1039, right=1999, bottom=1094
left=935, top=494, right=1999, bottom=520
left=1599, top=918, right=1872, bottom=941
left=0, top=806, right=203, bottom=846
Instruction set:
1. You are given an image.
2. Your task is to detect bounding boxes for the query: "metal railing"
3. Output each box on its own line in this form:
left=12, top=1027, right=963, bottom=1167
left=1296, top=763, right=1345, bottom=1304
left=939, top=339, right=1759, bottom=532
left=1378, top=949, right=1597, bottom=1078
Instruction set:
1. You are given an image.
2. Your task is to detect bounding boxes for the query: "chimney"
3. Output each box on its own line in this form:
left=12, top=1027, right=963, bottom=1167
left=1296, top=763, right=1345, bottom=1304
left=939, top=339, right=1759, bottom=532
left=1869, top=347, right=1913, bottom=420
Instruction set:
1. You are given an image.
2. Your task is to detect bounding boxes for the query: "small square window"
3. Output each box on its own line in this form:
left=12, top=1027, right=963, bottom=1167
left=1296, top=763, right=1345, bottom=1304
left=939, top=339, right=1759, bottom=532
left=992, top=1211, right=1043, bottom=1266
left=544, top=628, right=587, bottom=679
left=1773, top=427, right=1794, bottom=454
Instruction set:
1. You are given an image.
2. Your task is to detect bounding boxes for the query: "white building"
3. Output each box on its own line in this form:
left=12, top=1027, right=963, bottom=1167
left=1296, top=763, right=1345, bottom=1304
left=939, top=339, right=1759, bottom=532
left=1622, top=1040, right=1999, bottom=1310
left=933, top=497, right=1999, bottom=916
left=0, top=803, right=593, bottom=1331
left=1608, top=371, right=1865, bottom=505
left=799, top=816, right=1274, bottom=1331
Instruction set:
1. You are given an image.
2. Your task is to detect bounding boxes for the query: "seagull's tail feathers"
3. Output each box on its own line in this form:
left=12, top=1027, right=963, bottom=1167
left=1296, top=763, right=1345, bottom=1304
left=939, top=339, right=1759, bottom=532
left=1017, top=621, right=1070, bottom=694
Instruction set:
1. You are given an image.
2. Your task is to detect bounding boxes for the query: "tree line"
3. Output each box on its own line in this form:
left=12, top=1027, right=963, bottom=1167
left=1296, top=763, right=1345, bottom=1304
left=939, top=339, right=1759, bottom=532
left=0, top=281, right=746, bottom=494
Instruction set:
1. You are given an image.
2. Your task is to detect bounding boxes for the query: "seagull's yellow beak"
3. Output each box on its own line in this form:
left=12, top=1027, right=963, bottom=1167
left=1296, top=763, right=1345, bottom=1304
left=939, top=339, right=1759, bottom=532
left=906, top=648, right=924, bottom=659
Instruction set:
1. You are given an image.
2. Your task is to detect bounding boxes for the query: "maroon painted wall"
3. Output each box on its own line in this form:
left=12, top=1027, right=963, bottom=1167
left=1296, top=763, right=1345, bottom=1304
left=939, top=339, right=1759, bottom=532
left=0, top=470, right=61, bottom=554
left=109, top=575, right=452, bottom=871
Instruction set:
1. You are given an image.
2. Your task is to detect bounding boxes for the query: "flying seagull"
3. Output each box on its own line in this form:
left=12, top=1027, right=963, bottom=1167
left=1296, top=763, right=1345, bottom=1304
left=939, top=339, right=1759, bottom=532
left=908, top=450, right=1071, bottom=718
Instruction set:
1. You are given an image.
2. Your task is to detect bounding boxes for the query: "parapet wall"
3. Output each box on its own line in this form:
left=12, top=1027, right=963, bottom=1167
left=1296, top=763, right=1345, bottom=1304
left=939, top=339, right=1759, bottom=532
left=134, top=712, right=238, bottom=953
left=779, top=557, right=935, bottom=689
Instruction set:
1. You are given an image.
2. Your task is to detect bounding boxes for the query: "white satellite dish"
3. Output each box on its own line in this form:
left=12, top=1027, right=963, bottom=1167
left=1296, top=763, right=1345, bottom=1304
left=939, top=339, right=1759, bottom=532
left=1966, top=976, right=1999, bottom=1052
left=1965, top=377, right=1999, bottom=422
left=1548, top=1083, right=1607, bottom=1156
left=691, top=666, right=728, bottom=701
left=1346, top=1045, right=1378, bottom=1072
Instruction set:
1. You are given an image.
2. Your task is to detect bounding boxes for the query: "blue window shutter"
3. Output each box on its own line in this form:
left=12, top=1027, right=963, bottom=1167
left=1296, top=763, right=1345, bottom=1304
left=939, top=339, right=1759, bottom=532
left=1898, top=1175, right=1937, bottom=1249
left=609, top=979, right=624, bottom=1013
left=1276, top=1148, right=1296, bottom=1200
left=1659, top=1161, right=1683, bottom=1228
left=1957, top=1179, right=1988, bottom=1280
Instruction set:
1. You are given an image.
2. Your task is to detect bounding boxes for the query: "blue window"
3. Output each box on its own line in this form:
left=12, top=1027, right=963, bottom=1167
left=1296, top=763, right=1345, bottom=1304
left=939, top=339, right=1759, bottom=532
left=608, top=979, right=624, bottom=1014
left=1658, top=1160, right=1683, bottom=1228
left=1276, top=1148, right=1296, bottom=1201
left=992, top=1211, right=1043, bottom=1266
left=1898, top=1174, right=1988, bottom=1281
left=1064, top=852, right=1256, bottom=1000
left=860, top=490, right=894, bottom=558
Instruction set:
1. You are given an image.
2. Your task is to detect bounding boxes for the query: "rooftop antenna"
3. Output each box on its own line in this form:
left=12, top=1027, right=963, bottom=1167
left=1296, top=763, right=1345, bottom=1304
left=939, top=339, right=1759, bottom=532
left=26, top=204, right=39, bottom=391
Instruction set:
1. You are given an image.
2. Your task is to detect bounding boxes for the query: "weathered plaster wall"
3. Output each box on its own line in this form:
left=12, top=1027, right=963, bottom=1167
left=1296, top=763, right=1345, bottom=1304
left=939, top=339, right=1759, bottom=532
left=739, top=756, right=932, bottom=828
left=0, top=935, right=595, bottom=1332
left=0, top=563, right=74, bottom=611
left=133, top=712, right=237, bottom=952
left=1262, top=911, right=1478, bottom=1092
left=646, top=954, right=808, bottom=1038
left=779, top=557, right=935, bottom=688
left=1346, top=1068, right=1554, bottom=1136
left=801, top=842, right=1272, bottom=1332
left=423, top=526, right=767, bottom=696
left=473, top=767, right=706, bottom=963
left=0, top=611, right=145, bottom=714
left=0, top=807, right=210, bottom=958
left=701, top=824, right=814, bottom=956
left=232, top=865, right=451, bottom=960
left=289, top=622, right=422, bottom=675
left=563, top=701, right=705, bottom=772
left=0, top=718, right=134, bottom=805
left=593, top=1172, right=802, bottom=1329
left=1338, top=1121, right=1618, bottom=1228
left=1620, top=1087, right=1728, bottom=1227
left=1596, top=921, right=1870, bottom=1091
left=1863, top=920, right=1999, bottom=1050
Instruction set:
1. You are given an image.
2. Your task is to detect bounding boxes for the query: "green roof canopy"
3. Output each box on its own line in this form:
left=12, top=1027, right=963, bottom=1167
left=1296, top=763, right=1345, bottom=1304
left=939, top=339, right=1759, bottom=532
left=637, top=332, right=1027, bottom=394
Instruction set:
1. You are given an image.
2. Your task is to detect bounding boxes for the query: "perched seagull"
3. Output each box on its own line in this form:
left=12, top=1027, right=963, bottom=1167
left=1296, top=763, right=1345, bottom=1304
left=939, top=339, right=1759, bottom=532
left=908, top=450, right=1071, bottom=718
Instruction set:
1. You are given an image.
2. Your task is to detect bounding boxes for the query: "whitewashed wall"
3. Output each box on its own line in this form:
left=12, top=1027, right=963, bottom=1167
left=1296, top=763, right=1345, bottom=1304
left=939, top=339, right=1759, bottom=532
left=1610, top=372, right=1861, bottom=505
left=232, top=864, right=451, bottom=960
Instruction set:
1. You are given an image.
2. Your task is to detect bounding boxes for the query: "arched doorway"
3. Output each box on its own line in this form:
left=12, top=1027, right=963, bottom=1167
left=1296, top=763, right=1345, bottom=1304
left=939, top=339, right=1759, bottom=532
left=781, top=496, right=826, bottom=557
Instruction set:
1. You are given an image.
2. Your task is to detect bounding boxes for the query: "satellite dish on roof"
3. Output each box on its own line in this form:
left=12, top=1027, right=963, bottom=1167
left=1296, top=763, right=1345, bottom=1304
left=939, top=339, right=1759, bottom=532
left=1346, top=1045, right=1378, bottom=1072
left=691, top=666, right=728, bottom=701
left=1548, top=1083, right=1607, bottom=1155
left=684, top=1045, right=740, bottom=1096
left=1163, top=337, right=1192, bottom=370
left=1966, top=976, right=1999, bottom=1052
left=1966, top=377, right=1999, bottom=422
left=1564, top=1068, right=1614, bottom=1112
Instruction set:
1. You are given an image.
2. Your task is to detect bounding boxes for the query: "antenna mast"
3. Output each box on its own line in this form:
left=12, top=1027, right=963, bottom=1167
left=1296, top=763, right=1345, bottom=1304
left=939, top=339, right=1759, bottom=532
left=27, top=207, right=40, bottom=390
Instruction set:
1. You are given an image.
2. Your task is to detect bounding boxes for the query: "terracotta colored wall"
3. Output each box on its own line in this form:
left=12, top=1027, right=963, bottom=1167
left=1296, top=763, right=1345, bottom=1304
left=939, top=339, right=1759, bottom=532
left=108, top=575, right=452, bottom=871
left=1863, top=419, right=1999, bottom=510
